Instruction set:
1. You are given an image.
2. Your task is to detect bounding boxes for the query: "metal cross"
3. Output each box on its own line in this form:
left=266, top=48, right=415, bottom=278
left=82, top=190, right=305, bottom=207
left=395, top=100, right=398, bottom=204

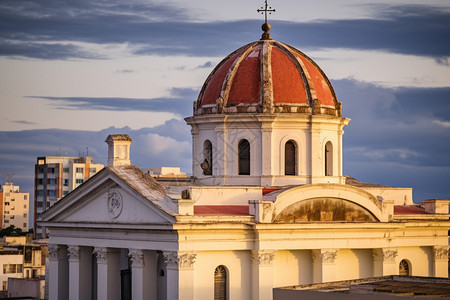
left=257, top=0, right=276, bottom=23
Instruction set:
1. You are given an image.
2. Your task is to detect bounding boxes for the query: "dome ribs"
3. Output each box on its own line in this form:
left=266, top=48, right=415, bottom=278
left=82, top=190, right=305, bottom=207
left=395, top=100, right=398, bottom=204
left=195, top=39, right=340, bottom=116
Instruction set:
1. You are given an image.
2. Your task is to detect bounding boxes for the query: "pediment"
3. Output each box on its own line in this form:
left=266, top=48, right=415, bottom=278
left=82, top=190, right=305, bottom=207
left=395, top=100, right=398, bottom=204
left=39, top=168, right=176, bottom=226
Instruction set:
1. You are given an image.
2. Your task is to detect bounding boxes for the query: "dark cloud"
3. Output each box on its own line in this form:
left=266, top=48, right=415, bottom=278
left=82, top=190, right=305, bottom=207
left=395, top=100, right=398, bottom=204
left=1, top=2, right=447, bottom=59
left=11, top=120, right=36, bottom=125
left=332, top=79, right=450, bottom=201
left=275, top=5, right=450, bottom=59
left=27, top=87, right=197, bottom=117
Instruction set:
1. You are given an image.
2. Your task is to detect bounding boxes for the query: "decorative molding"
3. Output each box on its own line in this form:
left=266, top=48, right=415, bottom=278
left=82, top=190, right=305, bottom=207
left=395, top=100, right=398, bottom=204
left=178, top=251, right=197, bottom=269
left=93, top=247, right=108, bottom=264
left=312, top=249, right=337, bottom=264
left=129, top=249, right=145, bottom=267
left=67, top=245, right=80, bottom=262
left=382, top=249, right=398, bottom=263
left=107, top=189, right=123, bottom=219
left=373, top=248, right=398, bottom=263
left=251, top=250, right=276, bottom=266
left=433, top=246, right=449, bottom=261
left=48, top=244, right=63, bottom=261
left=162, top=251, right=197, bottom=269
left=163, top=251, right=178, bottom=269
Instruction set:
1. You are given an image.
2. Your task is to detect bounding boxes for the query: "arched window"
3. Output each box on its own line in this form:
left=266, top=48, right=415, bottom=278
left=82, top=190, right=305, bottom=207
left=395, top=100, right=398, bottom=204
left=214, top=265, right=228, bottom=300
left=285, top=140, right=297, bottom=175
left=202, top=140, right=213, bottom=175
left=238, top=139, right=250, bottom=175
left=325, top=141, right=333, bottom=176
left=399, top=260, right=410, bottom=276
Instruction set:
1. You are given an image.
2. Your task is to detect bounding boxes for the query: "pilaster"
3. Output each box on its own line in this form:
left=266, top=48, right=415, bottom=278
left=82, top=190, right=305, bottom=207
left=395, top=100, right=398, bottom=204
left=312, top=249, right=337, bottom=283
left=163, top=251, right=180, bottom=300
left=251, top=250, right=276, bottom=300
left=433, top=246, right=448, bottom=277
left=373, top=248, right=398, bottom=276
left=178, top=251, right=197, bottom=300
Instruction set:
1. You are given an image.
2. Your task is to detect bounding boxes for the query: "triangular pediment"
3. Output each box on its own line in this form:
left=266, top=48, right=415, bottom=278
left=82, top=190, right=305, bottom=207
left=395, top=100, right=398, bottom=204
left=39, top=166, right=176, bottom=226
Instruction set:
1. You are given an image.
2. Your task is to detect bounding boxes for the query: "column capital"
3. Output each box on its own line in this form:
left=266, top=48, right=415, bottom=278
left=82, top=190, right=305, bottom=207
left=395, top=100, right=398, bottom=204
left=373, top=248, right=398, bottom=263
left=93, top=247, right=108, bottom=264
left=251, top=250, right=276, bottom=266
left=163, top=251, right=178, bottom=269
left=48, top=244, right=66, bottom=261
left=67, top=245, right=80, bottom=262
left=433, top=246, right=449, bottom=261
left=312, top=249, right=338, bottom=264
left=128, top=249, right=145, bottom=268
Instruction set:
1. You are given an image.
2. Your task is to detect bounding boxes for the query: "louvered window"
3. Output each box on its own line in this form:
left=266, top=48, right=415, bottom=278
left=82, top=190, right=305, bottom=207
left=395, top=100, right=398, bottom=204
left=238, top=139, right=250, bottom=175
left=202, top=140, right=213, bottom=175
left=214, top=265, right=227, bottom=300
left=399, top=260, right=410, bottom=276
left=285, top=140, right=296, bottom=175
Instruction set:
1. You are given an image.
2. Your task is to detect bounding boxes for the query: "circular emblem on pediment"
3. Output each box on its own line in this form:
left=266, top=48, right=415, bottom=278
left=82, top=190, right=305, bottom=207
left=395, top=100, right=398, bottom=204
left=107, top=190, right=123, bottom=219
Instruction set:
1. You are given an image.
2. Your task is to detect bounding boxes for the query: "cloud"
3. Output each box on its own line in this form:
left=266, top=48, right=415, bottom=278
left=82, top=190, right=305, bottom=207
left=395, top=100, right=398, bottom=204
left=433, top=120, right=450, bottom=128
left=2, top=2, right=447, bottom=60
left=27, top=87, right=197, bottom=117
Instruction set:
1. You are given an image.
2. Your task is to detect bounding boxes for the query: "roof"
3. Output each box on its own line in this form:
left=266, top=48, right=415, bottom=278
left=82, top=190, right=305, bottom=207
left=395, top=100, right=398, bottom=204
left=195, top=40, right=340, bottom=117
left=345, top=176, right=391, bottom=188
left=194, top=205, right=249, bottom=216
left=394, top=205, right=430, bottom=215
left=275, top=275, right=450, bottom=299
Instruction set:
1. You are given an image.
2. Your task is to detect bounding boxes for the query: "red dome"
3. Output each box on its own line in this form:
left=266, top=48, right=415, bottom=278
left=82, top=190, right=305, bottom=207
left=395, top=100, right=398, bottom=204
left=194, top=40, right=341, bottom=116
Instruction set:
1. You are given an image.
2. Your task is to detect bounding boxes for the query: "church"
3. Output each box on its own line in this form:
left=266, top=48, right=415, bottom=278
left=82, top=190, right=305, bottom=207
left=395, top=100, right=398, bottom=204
left=39, top=11, right=449, bottom=300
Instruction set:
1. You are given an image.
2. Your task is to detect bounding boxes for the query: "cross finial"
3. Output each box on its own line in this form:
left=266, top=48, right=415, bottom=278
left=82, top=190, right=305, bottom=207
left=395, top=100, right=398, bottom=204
left=257, top=0, right=276, bottom=40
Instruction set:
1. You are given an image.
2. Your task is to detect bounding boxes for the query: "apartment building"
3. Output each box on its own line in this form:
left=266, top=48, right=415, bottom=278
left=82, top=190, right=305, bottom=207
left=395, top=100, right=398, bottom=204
left=34, top=156, right=103, bottom=239
left=0, top=182, right=29, bottom=232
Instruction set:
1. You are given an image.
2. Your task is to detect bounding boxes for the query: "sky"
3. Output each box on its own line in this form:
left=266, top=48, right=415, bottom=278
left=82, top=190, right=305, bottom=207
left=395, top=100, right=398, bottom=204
left=0, top=0, right=449, bottom=217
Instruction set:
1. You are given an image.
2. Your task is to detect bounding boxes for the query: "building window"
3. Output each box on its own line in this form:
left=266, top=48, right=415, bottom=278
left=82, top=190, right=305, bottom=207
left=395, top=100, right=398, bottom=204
left=24, top=204, right=27, bottom=209
left=48, top=190, right=56, bottom=197
left=89, top=168, right=97, bottom=173
left=5, top=202, right=9, bottom=206
left=4, top=211, right=8, bottom=214
left=285, top=140, right=297, bottom=175
left=325, top=141, right=333, bottom=176
left=3, top=264, right=21, bottom=274
left=24, top=195, right=27, bottom=200
left=238, top=139, right=250, bottom=175
left=63, top=167, right=69, bottom=173
left=76, top=179, right=84, bottom=184
left=63, top=179, right=69, bottom=186
left=76, top=167, right=84, bottom=174
left=214, top=265, right=228, bottom=300
left=23, top=213, right=27, bottom=218
left=399, top=260, right=410, bottom=276
left=202, top=140, right=213, bottom=175
left=37, top=190, right=44, bottom=197
left=37, top=202, right=43, bottom=208
left=48, top=168, right=55, bottom=174
left=23, top=223, right=27, bottom=228
left=4, top=220, right=8, bottom=224
left=63, top=191, right=69, bottom=196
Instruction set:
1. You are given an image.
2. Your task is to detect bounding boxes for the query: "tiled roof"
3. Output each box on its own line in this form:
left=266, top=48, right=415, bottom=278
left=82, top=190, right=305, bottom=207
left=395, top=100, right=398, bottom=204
left=394, top=205, right=430, bottom=215
left=194, top=205, right=249, bottom=216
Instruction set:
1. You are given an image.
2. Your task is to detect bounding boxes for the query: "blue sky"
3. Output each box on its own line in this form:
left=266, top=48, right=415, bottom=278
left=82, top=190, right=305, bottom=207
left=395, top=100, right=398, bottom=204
left=0, top=0, right=449, bottom=212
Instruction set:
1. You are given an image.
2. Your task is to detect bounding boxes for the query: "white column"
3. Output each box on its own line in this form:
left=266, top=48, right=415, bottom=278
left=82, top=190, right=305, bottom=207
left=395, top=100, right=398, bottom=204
left=163, top=251, right=179, bottom=300
left=93, top=247, right=120, bottom=300
left=433, top=246, right=448, bottom=277
left=251, top=250, right=276, bottom=300
left=260, top=126, right=273, bottom=185
left=68, top=246, right=92, bottom=300
left=309, top=127, right=321, bottom=183
left=312, top=249, right=337, bottom=283
left=129, top=249, right=158, bottom=300
left=48, top=244, right=69, bottom=300
left=372, top=248, right=398, bottom=276
left=215, top=126, right=228, bottom=180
